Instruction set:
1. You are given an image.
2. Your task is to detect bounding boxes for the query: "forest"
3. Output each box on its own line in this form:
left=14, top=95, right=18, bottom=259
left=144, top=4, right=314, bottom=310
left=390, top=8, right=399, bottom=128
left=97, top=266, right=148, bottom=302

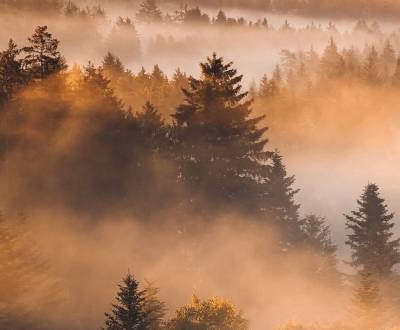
left=1, top=1, right=400, bottom=330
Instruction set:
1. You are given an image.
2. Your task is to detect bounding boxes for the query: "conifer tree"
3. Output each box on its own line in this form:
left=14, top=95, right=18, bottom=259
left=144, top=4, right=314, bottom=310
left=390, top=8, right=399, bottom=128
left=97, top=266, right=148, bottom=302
left=104, top=273, right=147, bottom=330
left=345, top=184, right=400, bottom=279
left=172, top=53, right=269, bottom=209
left=22, top=26, right=66, bottom=79
left=136, top=0, right=162, bottom=23
left=265, top=151, right=303, bottom=245
left=0, top=39, right=23, bottom=104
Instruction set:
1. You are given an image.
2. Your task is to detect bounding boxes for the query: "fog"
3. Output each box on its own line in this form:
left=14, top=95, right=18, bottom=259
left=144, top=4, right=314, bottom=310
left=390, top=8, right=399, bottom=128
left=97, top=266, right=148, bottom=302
left=1, top=2, right=400, bottom=329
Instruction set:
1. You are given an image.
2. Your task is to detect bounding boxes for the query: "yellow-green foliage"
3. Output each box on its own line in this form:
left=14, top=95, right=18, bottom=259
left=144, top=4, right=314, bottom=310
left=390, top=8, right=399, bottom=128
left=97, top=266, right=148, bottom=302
left=166, top=295, right=249, bottom=330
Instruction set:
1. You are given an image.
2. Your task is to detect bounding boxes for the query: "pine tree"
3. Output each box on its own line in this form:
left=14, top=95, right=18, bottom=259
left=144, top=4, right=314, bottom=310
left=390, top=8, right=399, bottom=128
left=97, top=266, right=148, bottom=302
left=172, top=53, right=269, bottom=210
left=265, top=151, right=303, bottom=246
left=104, top=273, right=147, bottom=330
left=0, top=39, right=23, bottom=105
left=345, top=184, right=400, bottom=279
left=136, top=0, right=162, bottom=23
left=22, top=26, right=66, bottom=79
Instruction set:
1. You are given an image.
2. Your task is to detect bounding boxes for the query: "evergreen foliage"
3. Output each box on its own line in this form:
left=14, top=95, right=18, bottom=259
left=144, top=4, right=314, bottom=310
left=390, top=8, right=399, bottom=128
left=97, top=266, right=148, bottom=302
left=345, top=184, right=400, bottom=279
left=22, top=26, right=66, bottom=79
left=172, top=53, right=269, bottom=210
left=104, top=273, right=147, bottom=330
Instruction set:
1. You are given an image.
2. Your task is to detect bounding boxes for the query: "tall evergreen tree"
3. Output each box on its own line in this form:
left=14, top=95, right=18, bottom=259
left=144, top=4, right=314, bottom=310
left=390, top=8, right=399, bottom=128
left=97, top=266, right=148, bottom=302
left=104, top=273, right=147, bottom=330
left=22, top=26, right=66, bottom=79
left=265, top=151, right=303, bottom=245
left=345, top=184, right=400, bottom=279
left=172, top=53, right=269, bottom=211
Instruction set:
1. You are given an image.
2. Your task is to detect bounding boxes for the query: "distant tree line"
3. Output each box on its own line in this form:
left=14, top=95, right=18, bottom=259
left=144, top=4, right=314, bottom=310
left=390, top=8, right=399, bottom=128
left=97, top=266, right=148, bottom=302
left=253, top=38, right=400, bottom=102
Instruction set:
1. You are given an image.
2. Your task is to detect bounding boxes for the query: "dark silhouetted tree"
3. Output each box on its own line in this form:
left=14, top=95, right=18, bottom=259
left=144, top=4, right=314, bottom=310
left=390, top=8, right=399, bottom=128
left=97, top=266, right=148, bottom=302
left=0, top=40, right=23, bottom=105
left=265, top=151, right=303, bottom=246
left=345, top=184, right=400, bottom=279
left=22, top=26, right=66, bottom=79
left=104, top=273, right=147, bottom=330
left=172, top=53, right=269, bottom=211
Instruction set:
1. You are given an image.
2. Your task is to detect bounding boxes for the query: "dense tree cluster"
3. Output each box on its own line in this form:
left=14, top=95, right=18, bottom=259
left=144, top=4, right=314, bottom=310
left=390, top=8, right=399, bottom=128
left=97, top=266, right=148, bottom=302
left=1, top=26, right=400, bottom=329
left=253, top=38, right=400, bottom=101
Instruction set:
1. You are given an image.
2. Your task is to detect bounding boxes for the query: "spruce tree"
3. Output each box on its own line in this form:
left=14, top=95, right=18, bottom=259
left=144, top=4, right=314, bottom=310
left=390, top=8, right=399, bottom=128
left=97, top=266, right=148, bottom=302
left=136, top=0, right=162, bottom=23
left=345, top=184, right=400, bottom=279
left=22, top=26, right=66, bottom=79
left=104, top=273, right=147, bottom=330
left=265, top=151, right=303, bottom=245
left=172, top=53, right=269, bottom=210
